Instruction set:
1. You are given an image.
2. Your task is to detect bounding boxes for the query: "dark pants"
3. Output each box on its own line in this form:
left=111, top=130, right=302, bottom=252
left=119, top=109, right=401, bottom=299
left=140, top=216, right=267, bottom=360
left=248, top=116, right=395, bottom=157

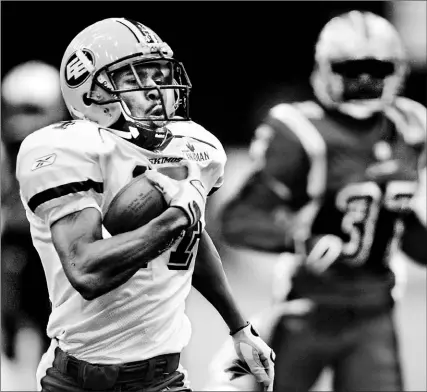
left=271, top=308, right=403, bottom=392
left=40, top=348, right=191, bottom=392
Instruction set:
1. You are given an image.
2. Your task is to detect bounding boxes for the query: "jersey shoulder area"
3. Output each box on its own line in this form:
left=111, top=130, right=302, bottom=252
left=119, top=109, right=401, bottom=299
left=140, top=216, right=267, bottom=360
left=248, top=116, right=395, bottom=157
left=265, top=100, right=325, bottom=140
left=17, top=120, right=105, bottom=225
left=18, top=119, right=105, bottom=160
left=385, top=97, right=426, bottom=146
left=168, top=120, right=225, bottom=153
left=261, top=100, right=326, bottom=159
left=268, top=100, right=325, bottom=123
left=17, top=120, right=106, bottom=207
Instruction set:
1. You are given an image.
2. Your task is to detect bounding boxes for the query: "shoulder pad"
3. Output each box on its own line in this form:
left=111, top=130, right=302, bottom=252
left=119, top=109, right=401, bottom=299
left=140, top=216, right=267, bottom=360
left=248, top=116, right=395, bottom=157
left=19, top=120, right=103, bottom=156
left=385, top=97, right=426, bottom=146
left=268, top=103, right=327, bottom=198
left=291, top=101, right=325, bottom=119
left=268, top=103, right=326, bottom=158
left=168, top=120, right=225, bottom=152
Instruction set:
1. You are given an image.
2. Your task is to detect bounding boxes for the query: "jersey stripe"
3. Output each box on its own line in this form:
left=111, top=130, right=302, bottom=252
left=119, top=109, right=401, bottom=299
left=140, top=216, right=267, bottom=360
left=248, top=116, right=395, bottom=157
left=118, top=18, right=160, bottom=45
left=116, top=20, right=141, bottom=43
left=348, top=11, right=369, bottom=40
left=173, top=135, right=218, bottom=150
left=269, top=104, right=327, bottom=199
left=28, top=179, right=104, bottom=212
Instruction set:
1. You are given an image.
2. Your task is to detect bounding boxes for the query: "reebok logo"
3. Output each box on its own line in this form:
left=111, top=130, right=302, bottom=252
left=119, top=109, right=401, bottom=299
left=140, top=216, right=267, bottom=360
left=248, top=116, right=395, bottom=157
left=31, top=153, right=56, bottom=171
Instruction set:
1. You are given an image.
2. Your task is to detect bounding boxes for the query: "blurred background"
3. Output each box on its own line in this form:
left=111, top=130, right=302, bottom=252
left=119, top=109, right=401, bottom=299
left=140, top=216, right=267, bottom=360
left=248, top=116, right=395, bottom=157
left=1, top=1, right=425, bottom=391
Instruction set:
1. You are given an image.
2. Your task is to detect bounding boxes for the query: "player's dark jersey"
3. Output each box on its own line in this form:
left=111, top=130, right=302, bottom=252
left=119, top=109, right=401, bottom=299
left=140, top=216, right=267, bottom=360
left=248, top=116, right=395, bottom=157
left=222, top=98, right=426, bottom=310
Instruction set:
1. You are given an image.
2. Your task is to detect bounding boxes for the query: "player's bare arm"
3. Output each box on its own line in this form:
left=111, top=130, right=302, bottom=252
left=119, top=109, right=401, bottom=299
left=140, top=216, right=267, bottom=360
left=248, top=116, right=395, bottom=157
left=192, top=230, right=246, bottom=331
left=51, top=206, right=188, bottom=300
left=192, top=230, right=276, bottom=389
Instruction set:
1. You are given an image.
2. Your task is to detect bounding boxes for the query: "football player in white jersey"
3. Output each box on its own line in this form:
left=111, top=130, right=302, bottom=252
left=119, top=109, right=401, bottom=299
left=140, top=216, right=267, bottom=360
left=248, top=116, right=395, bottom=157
left=16, top=18, right=275, bottom=392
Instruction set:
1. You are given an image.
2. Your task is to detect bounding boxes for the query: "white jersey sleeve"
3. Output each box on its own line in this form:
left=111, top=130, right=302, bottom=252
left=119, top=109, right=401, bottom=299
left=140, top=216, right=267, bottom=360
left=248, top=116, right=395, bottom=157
left=16, top=120, right=105, bottom=226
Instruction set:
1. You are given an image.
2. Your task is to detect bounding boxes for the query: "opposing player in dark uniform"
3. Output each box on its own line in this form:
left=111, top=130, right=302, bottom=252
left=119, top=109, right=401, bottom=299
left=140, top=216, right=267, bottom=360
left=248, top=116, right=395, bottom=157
left=218, top=11, right=426, bottom=391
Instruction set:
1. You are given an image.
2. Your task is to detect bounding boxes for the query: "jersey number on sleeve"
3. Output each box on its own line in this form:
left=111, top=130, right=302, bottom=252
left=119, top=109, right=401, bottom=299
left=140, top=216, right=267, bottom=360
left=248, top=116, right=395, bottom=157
left=168, top=221, right=202, bottom=270
left=132, top=166, right=202, bottom=271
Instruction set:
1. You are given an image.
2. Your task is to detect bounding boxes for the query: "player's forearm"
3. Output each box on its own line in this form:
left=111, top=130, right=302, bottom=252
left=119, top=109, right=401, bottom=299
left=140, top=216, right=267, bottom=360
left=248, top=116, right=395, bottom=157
left=78, top=208, right=188, bottom=299
left=192, top=231, right=247, bottom=332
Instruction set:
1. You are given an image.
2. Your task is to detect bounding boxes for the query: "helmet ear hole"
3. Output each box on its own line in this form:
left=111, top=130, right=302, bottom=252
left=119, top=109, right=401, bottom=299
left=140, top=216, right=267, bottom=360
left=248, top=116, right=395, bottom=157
left=83, top=93, right=92, bottom=106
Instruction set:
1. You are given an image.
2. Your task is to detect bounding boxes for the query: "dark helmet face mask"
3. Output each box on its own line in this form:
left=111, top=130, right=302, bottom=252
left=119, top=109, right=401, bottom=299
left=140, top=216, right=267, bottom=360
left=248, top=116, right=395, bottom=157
left=331, top=59, right=397, bottom=101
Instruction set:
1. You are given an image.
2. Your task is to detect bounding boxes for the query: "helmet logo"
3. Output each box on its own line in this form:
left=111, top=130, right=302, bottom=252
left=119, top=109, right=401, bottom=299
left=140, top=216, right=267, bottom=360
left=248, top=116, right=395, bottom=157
left=65, top=49, right=94, bottom=88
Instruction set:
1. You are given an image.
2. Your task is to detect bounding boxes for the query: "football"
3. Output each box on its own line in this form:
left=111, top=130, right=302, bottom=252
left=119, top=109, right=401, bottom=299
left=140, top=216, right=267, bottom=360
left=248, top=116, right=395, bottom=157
left=103, top=173, right=166, bottom=235
left=103, top=166, right=188, bottom=236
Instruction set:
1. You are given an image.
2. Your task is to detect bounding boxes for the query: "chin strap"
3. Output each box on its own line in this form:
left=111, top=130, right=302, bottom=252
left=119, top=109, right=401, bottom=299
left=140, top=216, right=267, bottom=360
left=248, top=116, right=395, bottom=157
left=121, top=120, right=173, bottom=150
left=104, top=117, right=173, bottom=151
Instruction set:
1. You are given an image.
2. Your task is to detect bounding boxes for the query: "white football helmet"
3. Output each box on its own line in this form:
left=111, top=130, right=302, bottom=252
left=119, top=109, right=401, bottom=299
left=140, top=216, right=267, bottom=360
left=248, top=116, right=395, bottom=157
left=60, top=18, right=191, bottom=144
left=311, top=11, right=408, bottom=119
left=2, top=61, right=66, bottom=143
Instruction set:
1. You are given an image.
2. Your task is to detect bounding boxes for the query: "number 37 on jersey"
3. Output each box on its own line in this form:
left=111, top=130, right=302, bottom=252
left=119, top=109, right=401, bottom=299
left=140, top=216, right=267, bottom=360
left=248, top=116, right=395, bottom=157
left=308, top=180, right=417, bottom=271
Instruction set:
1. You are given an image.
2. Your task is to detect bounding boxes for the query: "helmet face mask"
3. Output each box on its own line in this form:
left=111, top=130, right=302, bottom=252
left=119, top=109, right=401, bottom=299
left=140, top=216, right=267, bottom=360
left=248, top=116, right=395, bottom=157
left=311, top=11, right=408, bottom=119
left=333, top=59, right=394, bottom=99
left=89, top=57, right=191, bottom=127
left=60, top=18, right=192, bottom=146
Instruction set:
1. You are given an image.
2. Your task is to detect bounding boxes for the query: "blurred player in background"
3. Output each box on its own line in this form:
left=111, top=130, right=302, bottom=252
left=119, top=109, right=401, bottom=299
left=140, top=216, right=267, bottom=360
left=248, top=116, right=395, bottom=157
left=2, top=139, right=13, bottom=236
left=217, top=10, right=426, bottom=391
left=1, top=61, right=68, bottom=367
left=15, top=18, right=274, bottom=392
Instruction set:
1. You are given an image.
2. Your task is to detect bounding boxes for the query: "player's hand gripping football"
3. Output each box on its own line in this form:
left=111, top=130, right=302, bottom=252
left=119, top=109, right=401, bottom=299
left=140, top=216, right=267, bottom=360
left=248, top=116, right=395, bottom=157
left=144, top=161, right=207, bottom=228
left=231, top=323, right=276, bottom=390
